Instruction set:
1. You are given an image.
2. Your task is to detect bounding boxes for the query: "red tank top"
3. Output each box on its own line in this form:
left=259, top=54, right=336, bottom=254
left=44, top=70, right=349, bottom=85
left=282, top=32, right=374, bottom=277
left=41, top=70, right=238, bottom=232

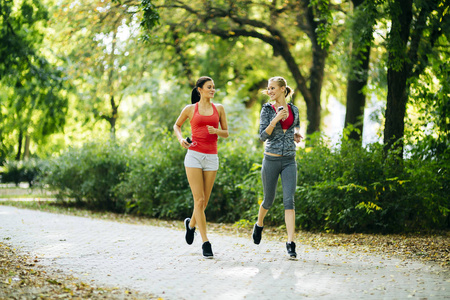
left=272, top=104, right=294, bottom=129
left=190, top=103, right=220, bottom=154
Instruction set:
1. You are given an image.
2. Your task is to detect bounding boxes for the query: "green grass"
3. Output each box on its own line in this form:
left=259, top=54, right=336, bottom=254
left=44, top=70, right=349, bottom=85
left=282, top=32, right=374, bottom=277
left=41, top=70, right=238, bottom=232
left=0, top=186, right=56, bottom=199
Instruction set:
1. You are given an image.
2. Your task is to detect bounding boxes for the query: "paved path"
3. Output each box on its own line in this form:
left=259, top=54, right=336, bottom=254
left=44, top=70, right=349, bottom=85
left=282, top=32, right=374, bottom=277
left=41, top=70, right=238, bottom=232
left=1, top=206, right=448, bottom=300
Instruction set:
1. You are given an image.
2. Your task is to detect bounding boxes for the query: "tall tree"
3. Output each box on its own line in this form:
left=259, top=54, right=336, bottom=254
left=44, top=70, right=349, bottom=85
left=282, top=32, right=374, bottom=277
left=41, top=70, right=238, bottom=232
left=0, top=0, right=68, bottom=162
left=384, top=0, right=449, bottom=157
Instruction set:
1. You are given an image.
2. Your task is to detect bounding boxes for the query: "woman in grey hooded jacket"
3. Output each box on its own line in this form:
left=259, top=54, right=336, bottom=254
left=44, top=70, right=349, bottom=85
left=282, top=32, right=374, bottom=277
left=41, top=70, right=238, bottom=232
left=252, top=76, right=302, bottom=259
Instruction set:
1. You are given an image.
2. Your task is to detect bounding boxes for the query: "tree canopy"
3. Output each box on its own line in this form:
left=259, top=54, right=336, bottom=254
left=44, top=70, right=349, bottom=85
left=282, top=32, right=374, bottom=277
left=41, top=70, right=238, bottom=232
left=0, top=0, right=68, bottom=163
left=0, top=0, right=448, bottom=162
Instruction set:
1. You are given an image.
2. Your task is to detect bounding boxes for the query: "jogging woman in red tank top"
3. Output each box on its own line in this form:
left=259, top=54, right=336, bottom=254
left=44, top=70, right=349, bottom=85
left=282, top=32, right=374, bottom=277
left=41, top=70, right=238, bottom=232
left=173, top=76, right=229, bottom=258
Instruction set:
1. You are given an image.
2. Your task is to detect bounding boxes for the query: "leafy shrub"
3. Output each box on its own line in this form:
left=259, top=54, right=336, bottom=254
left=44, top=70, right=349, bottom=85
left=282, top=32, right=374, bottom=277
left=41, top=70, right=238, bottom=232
left=209, top=136, right=262, bottom=222
left=114, top=134, right=192, bottom=218
left=41, top=141, right=132, bottom=212
left=402, top=157, right=449, bottom=229
left=1, top=161, right=22, bottom=185
left=115, top=133, right=263, bottom=223
left=2, top=159, right=42, bottom=186
left=295, top=135, right=449, bottom=233
left=38, top=130, right=448, bottom=233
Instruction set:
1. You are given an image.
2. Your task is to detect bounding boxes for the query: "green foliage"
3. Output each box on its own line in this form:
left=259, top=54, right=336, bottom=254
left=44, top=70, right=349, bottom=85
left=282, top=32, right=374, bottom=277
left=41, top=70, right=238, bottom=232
left=209, top=136, right=261, bottom=222
left=406, top=57, right=450, bottom=161
left=1, top=159, right=43, bottom=186
left=0, top=0, right=68, bottom=161
left=35, top=129, right=448, bottom=233
left=47, top=0, right=156, bottom=139
left=2, top=161, right=24, bottom=186
left=403, top=157, right=449, bottom=230
left=383, top=0, right=449, bottom=156
left=309, top=0, right=333, bottom=50
left=124, top=84, right=190, bottom=143
left=114, top=134, right=192, bottom=218
left=343, top=0, right=378, bottom=82
left=295, top=134, right=448, bottom=233
left=114, top=133, right=263, bottom=222
left=41, top=141, right=132, bottom=212
left=0, top=0, right=47, bottom=76
left=140, top=0, right=160, bottom=39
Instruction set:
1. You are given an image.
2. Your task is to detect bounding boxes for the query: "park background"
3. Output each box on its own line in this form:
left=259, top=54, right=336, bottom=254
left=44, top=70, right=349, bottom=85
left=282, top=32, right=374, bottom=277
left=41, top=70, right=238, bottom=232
left=1, top=0, right=449, bottom=233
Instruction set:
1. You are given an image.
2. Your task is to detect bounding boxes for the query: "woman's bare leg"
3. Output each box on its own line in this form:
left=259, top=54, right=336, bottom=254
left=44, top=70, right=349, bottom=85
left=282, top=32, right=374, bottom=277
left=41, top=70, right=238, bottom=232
left=185, top=168, right=217, bottom=242
left=201, top=171, right=217, bottom=208
left=188, top=170, right=217, bottom=226
left=256, top=205, right=269, bottom=227
left=285, top=209, right=295, bottom=242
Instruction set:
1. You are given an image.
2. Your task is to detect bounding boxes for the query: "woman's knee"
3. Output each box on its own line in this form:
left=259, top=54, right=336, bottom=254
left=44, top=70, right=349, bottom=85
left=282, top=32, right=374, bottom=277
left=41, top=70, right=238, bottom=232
left=194, top=197, right=207, bottom=210
left=261, top=198, right=274, bottom=210
left=283, top=197, right=295, bottom=210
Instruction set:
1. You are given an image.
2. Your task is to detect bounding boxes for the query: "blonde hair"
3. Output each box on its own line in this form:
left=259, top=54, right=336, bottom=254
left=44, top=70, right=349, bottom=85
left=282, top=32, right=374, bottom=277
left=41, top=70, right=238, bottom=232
left=262, top=76, right=294, bottom=98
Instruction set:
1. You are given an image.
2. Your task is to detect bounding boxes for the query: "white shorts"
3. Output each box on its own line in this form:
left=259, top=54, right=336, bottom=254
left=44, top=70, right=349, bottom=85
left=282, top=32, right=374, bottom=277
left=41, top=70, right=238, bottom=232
left=184, top=150, right=219, bottom=171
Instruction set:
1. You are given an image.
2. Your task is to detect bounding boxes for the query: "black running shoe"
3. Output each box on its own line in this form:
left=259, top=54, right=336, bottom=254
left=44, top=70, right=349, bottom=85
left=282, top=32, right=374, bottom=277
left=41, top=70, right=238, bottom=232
left=252, top=223, right=264, bottom=245
left=184, top=218, right=195, bottom=245
left=286, top=241, right=297, bottom=259
left=202, top=241, right=214, bottom=258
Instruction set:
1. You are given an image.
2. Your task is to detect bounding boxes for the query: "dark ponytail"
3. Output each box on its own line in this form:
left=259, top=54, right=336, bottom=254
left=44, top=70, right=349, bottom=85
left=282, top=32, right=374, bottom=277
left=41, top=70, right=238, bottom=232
left=191, top=87, right=200, bottom=104
left=191, top=76, right=213, bottom=104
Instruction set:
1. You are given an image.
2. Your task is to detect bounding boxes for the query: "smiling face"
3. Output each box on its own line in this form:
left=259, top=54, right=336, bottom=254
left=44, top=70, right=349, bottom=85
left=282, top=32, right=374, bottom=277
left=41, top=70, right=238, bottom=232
left=198, top=80, right=215, bottom=100
left=267, top=80, right=285, bottom=101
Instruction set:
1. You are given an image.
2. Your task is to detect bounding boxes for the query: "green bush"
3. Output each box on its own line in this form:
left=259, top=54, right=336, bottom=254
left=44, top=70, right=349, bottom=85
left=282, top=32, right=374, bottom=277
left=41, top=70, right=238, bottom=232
left=115, top=133, right=263, bottom=223
left=295, top=136, right=449, bottom=233
left=114, top=134, right=192, bottom=218
left=37, top=131, right=448, bottom=233
left=1, top=161, right=22, bottom=185
left=41, top=141, right=132, bottom=212
left=209, top=136, right=262, bottom=222
left=402, top=157, right=449, bottom=229
left=2, top=159, right=42, bottom=186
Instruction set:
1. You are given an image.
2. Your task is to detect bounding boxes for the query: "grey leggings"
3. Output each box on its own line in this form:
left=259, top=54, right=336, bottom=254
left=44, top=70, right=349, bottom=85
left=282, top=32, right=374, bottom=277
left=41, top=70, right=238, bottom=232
left=261, top=154, right=297, bottom=210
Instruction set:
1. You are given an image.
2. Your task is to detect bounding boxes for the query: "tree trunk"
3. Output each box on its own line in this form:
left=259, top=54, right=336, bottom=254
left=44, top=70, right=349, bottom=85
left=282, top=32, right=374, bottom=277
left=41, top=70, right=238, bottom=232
left=308, top=46, right=327, bottom=135
left=384, top=68, right=408, bottom=153
left=109, top=95, right=118, bottom=139
left=107, top=29, right=118, bottom=140
left=344, top=0, right=373, bottom=143
left=15, top=130, right=23, bottom=161
left=24, top=134, right=30, bottom=159
left=384, top=0, right=413, bottom=157
left=345, top=44, right=370, bottom=142
left=295, top=0, right=329, bottom=135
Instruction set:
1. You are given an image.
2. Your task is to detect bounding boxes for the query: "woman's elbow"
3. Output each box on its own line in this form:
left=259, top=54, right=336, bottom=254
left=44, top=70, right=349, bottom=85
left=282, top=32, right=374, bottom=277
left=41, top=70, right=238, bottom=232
left=223, top=130, right=229, bottom=138
left=259, top=132, right=269, bottom=142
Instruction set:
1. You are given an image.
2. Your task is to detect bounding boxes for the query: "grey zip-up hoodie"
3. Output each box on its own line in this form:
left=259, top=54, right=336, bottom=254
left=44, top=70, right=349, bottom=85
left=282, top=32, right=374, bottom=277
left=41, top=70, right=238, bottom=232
left=259, top=102, right=300, bottom=157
